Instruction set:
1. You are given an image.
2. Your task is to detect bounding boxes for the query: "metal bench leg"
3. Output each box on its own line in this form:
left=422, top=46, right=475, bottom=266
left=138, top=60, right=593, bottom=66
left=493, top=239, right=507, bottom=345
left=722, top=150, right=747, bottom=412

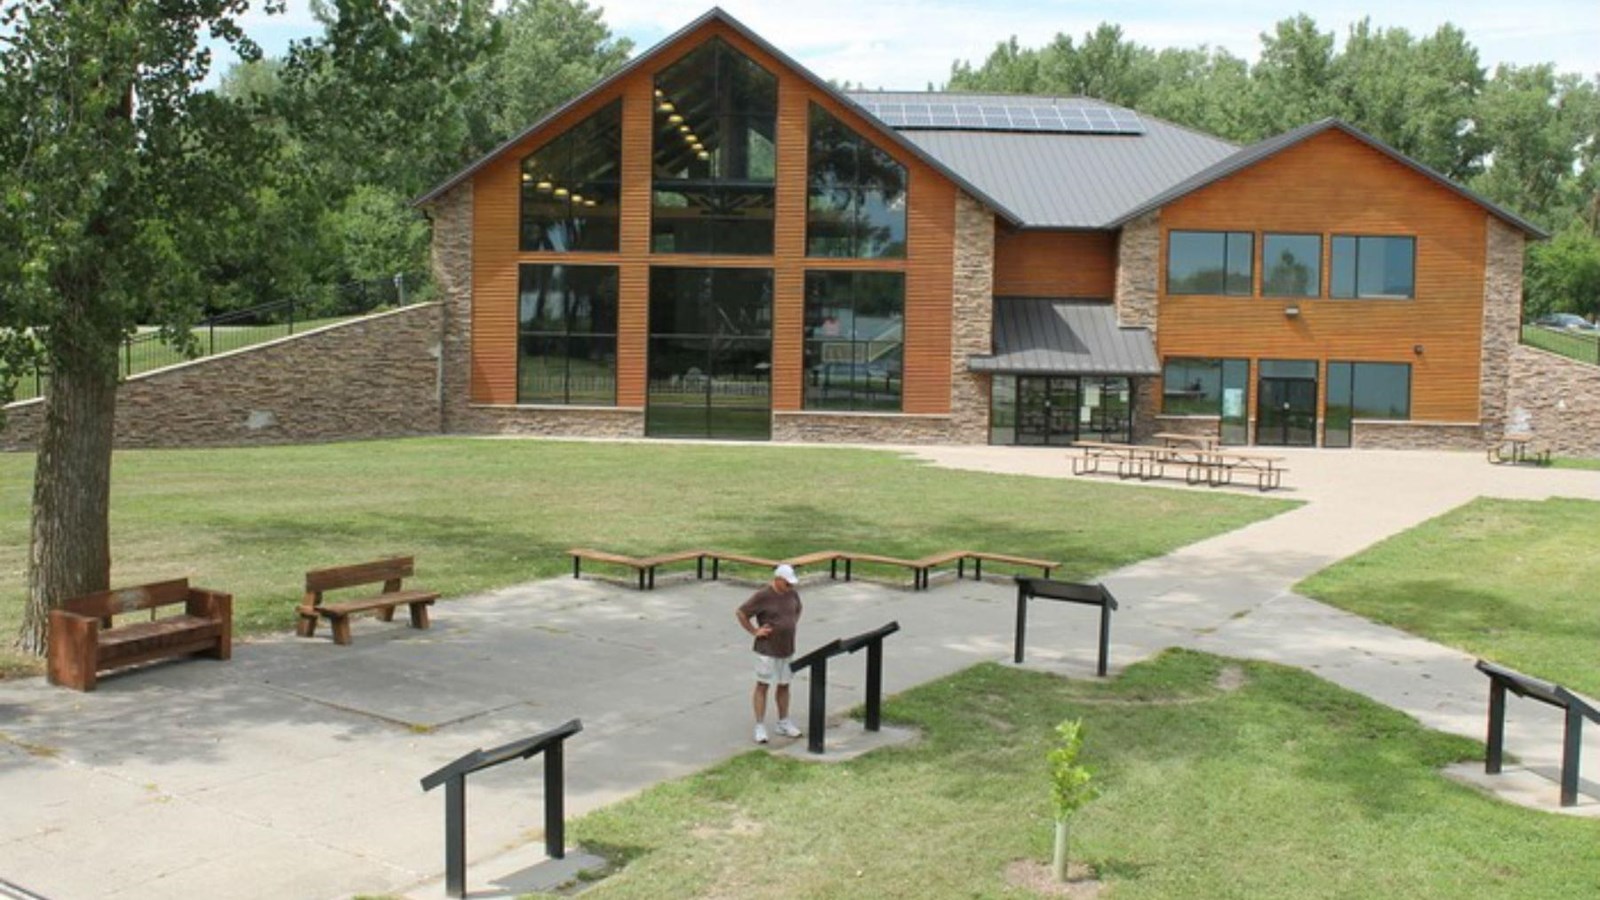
left=648, top=566, right=656, bottom=590
left=697, top=556, right=704, bottom=580
left=573, top=557, right=581, bottom=579
left=637, top=568, right=646, bottom=591
left=844, top=559, right=852, bottom=582
left=712, top=558, right=720, bottom=580
left=957, top=558, right=965, bottom=579
left=974, top=558, right=982, bottom=580
left=1561, top=707, right=1582, bottom=807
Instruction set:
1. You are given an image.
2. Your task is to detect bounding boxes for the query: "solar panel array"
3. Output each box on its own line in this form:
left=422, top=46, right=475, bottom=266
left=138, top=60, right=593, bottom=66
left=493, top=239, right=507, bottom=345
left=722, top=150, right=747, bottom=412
left=852, top=99, right=1145, bottom=135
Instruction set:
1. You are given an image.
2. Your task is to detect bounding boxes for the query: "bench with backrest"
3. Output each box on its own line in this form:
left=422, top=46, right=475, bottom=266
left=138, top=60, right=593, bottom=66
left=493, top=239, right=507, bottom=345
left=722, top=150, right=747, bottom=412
left=48, top=578, right=231, bottom=691
left=298, top=556, right=438, bottom=645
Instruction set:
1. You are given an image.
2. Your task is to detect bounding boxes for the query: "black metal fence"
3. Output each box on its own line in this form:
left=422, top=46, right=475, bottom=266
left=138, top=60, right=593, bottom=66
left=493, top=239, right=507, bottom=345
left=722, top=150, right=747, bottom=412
left=1521, top=324, right=1600, bottom=366
left=5, top=272, right=429, bottom=404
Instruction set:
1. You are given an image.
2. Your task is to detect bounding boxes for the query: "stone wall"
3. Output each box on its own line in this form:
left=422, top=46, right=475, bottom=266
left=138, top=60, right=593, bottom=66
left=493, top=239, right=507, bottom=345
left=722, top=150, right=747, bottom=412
left=1504, top=345, right=1600, bottom=457
left=461, top=406, right=645, bottom=437
left=771, top=412, right=957, bottom=444
left=1, top=303, right=444, bottom=451
left=1479, top=217, right=1524, bottom=440
left=1114, top=213, right=1160, bottom=330
left=947, top=192, right=996, bottom=443
left=1351, top=421, right=1483, bottom=451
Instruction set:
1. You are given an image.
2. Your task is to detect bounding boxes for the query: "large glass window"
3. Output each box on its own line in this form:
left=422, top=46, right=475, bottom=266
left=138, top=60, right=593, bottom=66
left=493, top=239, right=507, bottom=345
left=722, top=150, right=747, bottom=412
left=517, top=265, right=618, bottom=405
left=651, top=39, right=778, bottom=255
left=1167, top=231, right=1253, bottom=295
left=1162, top=357, right=1248, bottom=444
left=1324, top=361, right=1411, bottom=447
left=1262, top=234, right=1321, bottom=298
left=807, top=104, right=907, bottom=259
left=520, top=101, right=622, bottom=252
left=989, top=375, right=1017, bottom=445
left=803, top=271, right=904, bottom=410
left=647, top=267, right=773, bottom=439
left=1330, top=236, right=1415, bottom=299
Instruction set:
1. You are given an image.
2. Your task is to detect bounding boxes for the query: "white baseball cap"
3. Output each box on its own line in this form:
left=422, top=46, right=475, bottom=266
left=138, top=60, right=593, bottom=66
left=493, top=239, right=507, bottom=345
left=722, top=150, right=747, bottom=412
left=774, top=564, right=798, bottom=585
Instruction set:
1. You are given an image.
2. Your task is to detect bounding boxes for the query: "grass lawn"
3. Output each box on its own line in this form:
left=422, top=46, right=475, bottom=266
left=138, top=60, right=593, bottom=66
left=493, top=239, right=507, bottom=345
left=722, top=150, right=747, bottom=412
left=0, top=438, right=1292, bottom=670
left=556, top=650, right=1600, bottom=899
left=1298, top=497, right=1600, bottom=697
left=1551, top=457, right=1600, bottom=471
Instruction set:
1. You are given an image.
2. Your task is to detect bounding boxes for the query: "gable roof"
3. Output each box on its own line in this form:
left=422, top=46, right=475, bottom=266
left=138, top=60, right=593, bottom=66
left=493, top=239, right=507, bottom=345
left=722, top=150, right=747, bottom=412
left=847, top=91, right=1240, bottom=229
left=413, top=8, right=1022, bottom=223
left=1106, top=117, right=1548, bottom=237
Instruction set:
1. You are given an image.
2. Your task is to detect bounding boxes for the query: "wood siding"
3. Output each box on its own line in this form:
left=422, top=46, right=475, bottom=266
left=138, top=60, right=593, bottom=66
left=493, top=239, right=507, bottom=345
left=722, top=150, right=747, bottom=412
left=467, top=20, right=958, bottom=414
left=993, top=230, right=1115, bottom=298
left=1156, top=129, right=1490, bottom=426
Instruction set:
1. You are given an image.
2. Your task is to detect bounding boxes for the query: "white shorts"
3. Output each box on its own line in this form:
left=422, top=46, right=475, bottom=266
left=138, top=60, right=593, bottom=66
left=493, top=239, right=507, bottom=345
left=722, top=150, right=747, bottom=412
left=754, top=654, right=794, bottom=686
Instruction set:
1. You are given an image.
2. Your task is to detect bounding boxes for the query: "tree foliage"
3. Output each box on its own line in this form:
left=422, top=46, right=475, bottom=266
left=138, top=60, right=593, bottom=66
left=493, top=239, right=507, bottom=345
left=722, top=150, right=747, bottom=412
left=949, top=15, right=1600, bottom=315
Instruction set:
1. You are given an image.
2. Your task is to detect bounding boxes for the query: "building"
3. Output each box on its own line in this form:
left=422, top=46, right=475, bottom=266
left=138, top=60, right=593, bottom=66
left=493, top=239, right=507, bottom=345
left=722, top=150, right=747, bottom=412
left=417, top=7, right=1544, bottom=449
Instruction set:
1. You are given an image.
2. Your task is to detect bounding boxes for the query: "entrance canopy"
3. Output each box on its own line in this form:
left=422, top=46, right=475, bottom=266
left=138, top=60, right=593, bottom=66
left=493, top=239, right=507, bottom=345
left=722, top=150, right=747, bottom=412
left=969, top=298, right=1158, bottom=377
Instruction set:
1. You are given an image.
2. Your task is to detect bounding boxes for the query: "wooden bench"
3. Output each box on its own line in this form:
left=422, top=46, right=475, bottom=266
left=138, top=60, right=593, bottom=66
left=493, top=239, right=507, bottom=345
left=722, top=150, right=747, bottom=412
left=962, top=551, right=1059, bottom=582
left=1488, top=434, right=1550, bottom=466
left=569, top=548, right=706, bottom=590
left=837, top=552, right=925, bottom=589
left=784, top=550, right=847, bottom=580
left=48, top=578, right=231, bottom=691
left=705, top=551, right=780, bottom=581
left=297, top=556, right=438, bottom=645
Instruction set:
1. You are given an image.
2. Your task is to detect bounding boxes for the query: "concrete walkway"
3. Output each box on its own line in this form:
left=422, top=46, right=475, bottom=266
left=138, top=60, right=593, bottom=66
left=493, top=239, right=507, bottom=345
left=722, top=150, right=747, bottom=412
left=0, top=446, right=1596, bottom=898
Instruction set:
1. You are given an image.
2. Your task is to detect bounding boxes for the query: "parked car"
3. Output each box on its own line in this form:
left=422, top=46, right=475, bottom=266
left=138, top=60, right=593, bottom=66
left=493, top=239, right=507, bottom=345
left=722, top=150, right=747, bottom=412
left=1534, top=313, right=1598, bottom=331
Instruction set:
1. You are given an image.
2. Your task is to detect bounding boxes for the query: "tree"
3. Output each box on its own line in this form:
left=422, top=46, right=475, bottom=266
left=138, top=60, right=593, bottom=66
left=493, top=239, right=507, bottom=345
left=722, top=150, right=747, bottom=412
left=1526, top=225, right=1600, bottom=319
left=0, top=0, right=280, bottom=653
left=1048, top=718, right=1096, bottom=882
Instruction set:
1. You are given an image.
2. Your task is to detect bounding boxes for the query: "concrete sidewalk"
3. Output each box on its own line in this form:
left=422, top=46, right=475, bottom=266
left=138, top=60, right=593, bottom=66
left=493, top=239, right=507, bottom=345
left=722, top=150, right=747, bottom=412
left=0, top=447, right=1596, bottom=898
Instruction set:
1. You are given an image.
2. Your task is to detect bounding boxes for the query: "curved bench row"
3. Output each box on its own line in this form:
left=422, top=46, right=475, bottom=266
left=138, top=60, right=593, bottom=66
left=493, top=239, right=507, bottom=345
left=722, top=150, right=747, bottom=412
left=566, top=547, right=1059, bottom=591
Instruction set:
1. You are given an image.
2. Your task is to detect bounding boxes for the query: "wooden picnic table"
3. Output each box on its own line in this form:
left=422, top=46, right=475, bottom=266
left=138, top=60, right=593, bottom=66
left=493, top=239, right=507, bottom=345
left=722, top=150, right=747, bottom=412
left=1153, top=431, right=1219, bottom=450
left=1487, top=434, right=1549, bottom=465
left=1070, top=441, right=1287, bottom=491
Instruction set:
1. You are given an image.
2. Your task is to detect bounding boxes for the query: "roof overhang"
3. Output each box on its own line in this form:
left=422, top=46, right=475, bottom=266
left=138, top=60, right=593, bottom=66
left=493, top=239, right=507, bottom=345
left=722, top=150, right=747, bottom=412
left=412, top=7, right=1022, bottom=225
left=969, top=298, right=1159, bottom=377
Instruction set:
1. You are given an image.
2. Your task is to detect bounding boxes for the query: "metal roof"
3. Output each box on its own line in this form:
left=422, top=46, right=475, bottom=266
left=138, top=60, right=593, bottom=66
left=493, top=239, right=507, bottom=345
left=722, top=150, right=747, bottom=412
left=1107, top=117, right=1549, bottom=238
left=844, top=93, right=1239, bottom=229
left=969, top=298, right=1159, bottom=376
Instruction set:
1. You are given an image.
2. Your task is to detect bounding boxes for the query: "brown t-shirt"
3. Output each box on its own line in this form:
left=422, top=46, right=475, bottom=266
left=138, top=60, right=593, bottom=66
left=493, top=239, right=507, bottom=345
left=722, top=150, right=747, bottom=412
left=739, top=584, right=802, bottom=659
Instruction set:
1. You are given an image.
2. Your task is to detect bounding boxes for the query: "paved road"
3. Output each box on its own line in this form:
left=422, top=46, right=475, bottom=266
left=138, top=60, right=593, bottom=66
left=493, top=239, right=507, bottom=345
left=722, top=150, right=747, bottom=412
left=0, top=446, right=1595, bottom=898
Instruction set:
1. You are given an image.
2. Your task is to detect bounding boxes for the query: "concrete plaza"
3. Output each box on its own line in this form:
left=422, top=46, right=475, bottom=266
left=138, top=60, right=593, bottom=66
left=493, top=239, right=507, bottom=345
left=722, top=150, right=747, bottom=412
left=0, top=445, right=1596, bottom=898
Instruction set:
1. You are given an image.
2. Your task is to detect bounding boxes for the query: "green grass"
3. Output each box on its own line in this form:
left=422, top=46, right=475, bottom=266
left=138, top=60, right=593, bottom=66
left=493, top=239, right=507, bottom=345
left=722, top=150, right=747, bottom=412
left=550, top=651, right=1600, bottom=899
left=0, top=438, right=1292, bottom=668
left=1551, top=457, right=1600, bottom=470
left=5, top=316, right=360, bottom=403
left=1298, top=497, right=1600, bottom=696
left=1522, top=324, right=1600, bottom=366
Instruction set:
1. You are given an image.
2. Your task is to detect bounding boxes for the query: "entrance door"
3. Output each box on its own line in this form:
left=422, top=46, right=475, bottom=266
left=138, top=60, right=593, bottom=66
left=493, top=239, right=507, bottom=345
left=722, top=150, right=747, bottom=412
left=1015, top=377, right=1078, bottom=446
left=1257, top=377, right=1317, bottom=446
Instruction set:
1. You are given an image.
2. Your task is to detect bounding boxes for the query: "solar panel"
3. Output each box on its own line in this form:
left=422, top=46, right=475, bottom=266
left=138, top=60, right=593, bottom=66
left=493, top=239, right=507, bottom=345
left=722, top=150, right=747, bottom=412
left=852, top=98, right=1146, bottom=135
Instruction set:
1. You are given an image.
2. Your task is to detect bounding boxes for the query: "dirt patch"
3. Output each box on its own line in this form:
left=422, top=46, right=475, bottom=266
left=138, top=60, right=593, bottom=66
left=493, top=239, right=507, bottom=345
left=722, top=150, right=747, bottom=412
left=1004, top=859, right=1103, bottom=897
left=690, top=813, right=765, bottom=840
left=1215, top=664, right=1248, bottom=692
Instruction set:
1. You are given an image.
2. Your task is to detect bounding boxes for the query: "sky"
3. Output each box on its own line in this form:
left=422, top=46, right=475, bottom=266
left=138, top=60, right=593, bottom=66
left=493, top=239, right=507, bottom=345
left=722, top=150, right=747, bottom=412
left=224, top=0, right=1600, bottom=90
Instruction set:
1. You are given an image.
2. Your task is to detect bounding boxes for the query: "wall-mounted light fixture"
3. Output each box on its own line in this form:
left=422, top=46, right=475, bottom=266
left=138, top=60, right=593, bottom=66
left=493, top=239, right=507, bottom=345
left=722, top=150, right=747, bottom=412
left=1284, top=304, right=1301, bottom=318
left=1413, top=343, right=1424, bottom=356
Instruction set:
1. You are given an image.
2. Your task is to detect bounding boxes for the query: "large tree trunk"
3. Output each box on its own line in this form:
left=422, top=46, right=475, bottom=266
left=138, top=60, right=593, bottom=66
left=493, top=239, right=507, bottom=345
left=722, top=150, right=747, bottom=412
left=17, top=350, right=118, bottom=655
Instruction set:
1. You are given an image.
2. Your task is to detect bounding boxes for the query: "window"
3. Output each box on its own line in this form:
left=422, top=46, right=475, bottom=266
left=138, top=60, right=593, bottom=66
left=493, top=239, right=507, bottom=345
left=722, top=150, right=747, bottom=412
left=651, top=39, right=778, bottom=255
left=1324, top=362, right=1411, bottom=447
left=520, top=102, right=622, bottom=252
left=1262, top=234, right=1321, bottom=298
left=804, top=271, right=904, bottom=411
left=1162, top=358, right=1247, bottom=414
left=989, top=374, right=1017, bottom=445
left=1167, top=231, right=1252, bottom=295
left=647, top=267, right=774, bottom=439
left=1330, top=236, right=1415, bottom=299
left=807, top=104, right=907, bottom=258
left=517, top=265, right=618, bottom=405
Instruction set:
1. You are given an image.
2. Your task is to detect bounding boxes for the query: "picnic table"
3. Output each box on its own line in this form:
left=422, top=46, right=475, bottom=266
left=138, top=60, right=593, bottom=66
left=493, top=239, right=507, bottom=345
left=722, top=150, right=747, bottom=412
left=1153, top=431, right=1219, bottom=450
left=1487, top=434, right=1549, bottom=465
left=1069, top=441, right=1287, bottom=491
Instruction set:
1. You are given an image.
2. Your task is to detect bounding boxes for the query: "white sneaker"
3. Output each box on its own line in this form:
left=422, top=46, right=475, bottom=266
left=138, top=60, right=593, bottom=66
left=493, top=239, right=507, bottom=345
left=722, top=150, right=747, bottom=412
left=774, top=719, right=803, bottom=738
left=753, top=723, right=769, bottom=744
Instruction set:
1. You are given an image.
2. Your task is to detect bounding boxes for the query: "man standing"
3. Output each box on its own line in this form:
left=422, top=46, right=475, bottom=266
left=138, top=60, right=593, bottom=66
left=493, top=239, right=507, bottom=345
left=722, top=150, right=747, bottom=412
left=736, top=564, right=803, bottom=744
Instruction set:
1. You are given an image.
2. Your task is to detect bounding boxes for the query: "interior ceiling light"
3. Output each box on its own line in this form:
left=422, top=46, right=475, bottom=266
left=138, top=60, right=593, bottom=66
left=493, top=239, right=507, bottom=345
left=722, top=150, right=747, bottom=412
left=696, top=150, right=710, bottom=160
left=584, top=199, right=597, bottom=207
left=683, top=131, right=697, bottom=142
left=653, top=87, right=664, bottom=98
left=658, top=101, right=675, bottom=113
left=570, top=193, right=583, bottom=203
left=535, top=180, right=553, bottom=191
left=553, top=187, right=569, bottom=197
left=667, top=113, right=684, bottom=124
left=677, top=124, right=691, bottom=133
left=520, top=172, right=532, bottom=182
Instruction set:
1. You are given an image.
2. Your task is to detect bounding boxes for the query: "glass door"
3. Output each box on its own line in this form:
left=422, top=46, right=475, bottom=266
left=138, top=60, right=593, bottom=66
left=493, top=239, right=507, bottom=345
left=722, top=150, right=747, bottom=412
left=1256, top=360, right=1318, bottom=447
left=1079, top=377, right=1133, bottom=443
left=1015, top=377, right=1078, bottom=446
left=647, top=268, right=773, bottom=440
